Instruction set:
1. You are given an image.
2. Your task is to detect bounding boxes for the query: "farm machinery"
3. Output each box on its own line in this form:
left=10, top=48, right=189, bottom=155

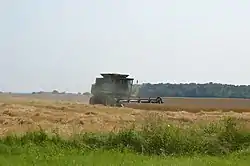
left=89, top=73, right=164, bottom=107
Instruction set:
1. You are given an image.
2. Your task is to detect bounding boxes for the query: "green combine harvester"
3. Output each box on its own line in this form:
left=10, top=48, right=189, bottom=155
left=89, top=73, right=164, bottom=107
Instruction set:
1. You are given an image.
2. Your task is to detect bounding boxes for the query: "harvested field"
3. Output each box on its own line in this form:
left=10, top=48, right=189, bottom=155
left=0, top=94, right=250, bottom=137
left=126, top=97, right=250, bottom=113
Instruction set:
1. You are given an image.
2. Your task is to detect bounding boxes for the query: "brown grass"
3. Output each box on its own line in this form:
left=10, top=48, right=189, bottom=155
left=125, top=97, right=250, bottom=113
left=1, top=95, right=250, bottom=137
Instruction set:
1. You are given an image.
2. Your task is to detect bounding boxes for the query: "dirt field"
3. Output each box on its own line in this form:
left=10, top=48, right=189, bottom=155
left=0, top=93, right=250, bottom=137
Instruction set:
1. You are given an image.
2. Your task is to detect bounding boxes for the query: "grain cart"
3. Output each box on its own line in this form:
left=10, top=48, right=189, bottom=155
left=89, top=73, right=164, bottom=107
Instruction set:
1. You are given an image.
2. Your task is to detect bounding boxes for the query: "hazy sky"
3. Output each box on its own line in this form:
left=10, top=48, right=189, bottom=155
left=1, top=1, right=250, bottom=92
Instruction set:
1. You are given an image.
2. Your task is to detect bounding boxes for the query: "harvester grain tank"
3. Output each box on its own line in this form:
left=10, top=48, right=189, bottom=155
left=89, top=73, right=164, bottom=107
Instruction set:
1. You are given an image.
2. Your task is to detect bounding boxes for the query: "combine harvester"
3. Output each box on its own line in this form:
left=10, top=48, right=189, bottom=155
left=89, top=73, right=164, bottom=107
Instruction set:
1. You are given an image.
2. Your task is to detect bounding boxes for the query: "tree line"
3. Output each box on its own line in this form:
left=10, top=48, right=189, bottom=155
left=137, top=82, right=250, bottom=99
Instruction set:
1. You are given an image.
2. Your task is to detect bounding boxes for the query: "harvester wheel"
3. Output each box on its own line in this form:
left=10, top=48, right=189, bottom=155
left=89, top=96, right=95, bottom=105
left=102, top=96, right=117, bottom=107
left=156, top=97, right=163, bottom=104
left=89, top=95, right=103, bottom=105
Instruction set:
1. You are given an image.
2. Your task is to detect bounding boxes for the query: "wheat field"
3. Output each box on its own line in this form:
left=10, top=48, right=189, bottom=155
left=0, top=94, right=250, bottom=137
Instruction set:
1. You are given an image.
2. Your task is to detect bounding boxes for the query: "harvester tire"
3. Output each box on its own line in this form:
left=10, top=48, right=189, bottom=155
left=89, top=95, right=103, bottom=105
left=156, top=97, right=163, bottom=104
left=100, top=96, right=115, bottom=107
left=89, top=96, right=95, bottom=105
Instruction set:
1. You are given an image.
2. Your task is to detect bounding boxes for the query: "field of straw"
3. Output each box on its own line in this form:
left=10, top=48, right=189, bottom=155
left=0, top=94, right=250, bottom=137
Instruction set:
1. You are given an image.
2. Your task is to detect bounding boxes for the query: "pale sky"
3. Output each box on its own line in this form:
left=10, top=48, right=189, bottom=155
left=0, top=0, right=250, bottom=93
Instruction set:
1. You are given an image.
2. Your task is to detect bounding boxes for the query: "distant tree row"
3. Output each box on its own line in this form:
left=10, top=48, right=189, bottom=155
left=32, top=90, right=91, bottom=95
left=137, top=82, right=250, bottom=99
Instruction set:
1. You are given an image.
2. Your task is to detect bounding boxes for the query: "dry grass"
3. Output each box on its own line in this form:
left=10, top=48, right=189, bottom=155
left=125, top=97, right=250, bottom=113
left=0, top=95, right=250, bottom=137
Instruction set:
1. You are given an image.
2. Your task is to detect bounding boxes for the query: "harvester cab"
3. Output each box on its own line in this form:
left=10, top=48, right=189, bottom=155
left=89, top=73, right=163, bottom=107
